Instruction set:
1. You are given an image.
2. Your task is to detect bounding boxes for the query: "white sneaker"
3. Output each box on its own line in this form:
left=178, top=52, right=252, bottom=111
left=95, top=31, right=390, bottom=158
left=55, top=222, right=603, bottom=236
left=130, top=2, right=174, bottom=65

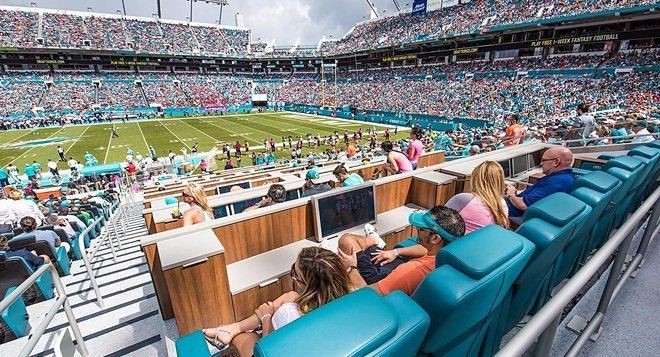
left=364, top=223, right=386, bottom=249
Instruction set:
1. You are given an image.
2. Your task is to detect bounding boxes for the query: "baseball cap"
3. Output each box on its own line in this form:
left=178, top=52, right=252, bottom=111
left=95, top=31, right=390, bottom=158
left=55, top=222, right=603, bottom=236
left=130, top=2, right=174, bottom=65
left=60, top=200, right=70, bottom=208
left=408, top=210, right=459, bottom=243
left=305, top=168, right=326, bottom=184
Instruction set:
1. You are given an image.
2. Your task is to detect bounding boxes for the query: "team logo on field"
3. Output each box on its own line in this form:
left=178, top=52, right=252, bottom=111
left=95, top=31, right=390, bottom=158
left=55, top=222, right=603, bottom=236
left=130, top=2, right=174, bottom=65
left=3, top=137, right=71, bottom=149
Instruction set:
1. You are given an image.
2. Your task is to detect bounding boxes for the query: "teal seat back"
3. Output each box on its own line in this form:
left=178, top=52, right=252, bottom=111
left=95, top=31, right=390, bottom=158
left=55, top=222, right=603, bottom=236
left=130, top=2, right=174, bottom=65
left=628, top=146, right=660, bottom=200
left=1, top=287, right=30, bottom=339
left=570, top=171, right=622, bottom=256
left=412, top=225, right=535, bottom=357
left=506, top=193, right=589, bottom=331
left=604, top=156, right=645, bottom=228
left=255, top=288, right=429, bottom=357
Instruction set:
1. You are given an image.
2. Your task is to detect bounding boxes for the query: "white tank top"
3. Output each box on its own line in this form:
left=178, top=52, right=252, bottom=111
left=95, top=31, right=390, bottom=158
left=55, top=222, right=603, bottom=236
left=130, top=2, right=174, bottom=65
left=192, top=205, right=213, bottom=222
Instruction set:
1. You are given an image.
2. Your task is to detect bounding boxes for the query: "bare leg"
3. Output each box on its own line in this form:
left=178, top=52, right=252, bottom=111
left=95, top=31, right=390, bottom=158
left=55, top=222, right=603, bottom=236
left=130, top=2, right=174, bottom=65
left=233, top=332, right=260, bottom=357
left=203, top=291, right=298, bottom=344
left=338, top=233, right=378, bottom=255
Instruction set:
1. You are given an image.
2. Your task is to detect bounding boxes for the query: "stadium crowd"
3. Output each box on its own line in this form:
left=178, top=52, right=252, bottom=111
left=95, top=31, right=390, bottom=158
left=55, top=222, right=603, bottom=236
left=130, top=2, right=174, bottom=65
left=326, top=0, right=656, bottom=54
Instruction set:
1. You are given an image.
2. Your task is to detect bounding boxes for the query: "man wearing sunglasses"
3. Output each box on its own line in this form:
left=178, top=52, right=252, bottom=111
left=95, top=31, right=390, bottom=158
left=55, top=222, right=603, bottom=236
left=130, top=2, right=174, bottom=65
left=338, top=206, right=465, bottom=296
left=505, top=146, right=574, bottom=225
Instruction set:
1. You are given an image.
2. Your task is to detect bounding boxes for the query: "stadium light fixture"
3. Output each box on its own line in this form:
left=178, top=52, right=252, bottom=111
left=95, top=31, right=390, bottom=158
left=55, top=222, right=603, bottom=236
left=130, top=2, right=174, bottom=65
left=87, top=7, right=93, bottom=12
left=30, top=2, right=37, bottom=7
left=121, top=0, right=127, bottom=16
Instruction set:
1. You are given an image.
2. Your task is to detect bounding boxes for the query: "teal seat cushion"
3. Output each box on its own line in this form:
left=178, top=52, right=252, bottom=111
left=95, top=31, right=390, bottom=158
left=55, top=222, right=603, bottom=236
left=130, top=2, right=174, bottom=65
left=255, top=289, right=398, bottom=357
left=572, top=167, right=594, bottom=176
left=572, top=171, right=621, bottom=193
left=1, top=287, right=29, bottom=338
left=523, top=192, right=588, bottom=227
left=436, top=225, right=523, bottom=279
left=175, top=330, right=211, bottom=357
left=628, top=146, right=659, bottom=160
left=604, top=155, right=643, bottom=172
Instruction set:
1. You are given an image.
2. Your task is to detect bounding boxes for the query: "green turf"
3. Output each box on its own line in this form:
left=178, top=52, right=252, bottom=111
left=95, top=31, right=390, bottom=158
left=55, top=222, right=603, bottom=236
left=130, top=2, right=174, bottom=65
left=0, top=112, right=406, bottom=170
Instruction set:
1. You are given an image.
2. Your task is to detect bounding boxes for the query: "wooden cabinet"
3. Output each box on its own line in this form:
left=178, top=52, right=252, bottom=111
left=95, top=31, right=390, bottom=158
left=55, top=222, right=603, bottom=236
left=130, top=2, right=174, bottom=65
left=163, top=253, right=234, bottom=335
left=383, top=226, right=414, bottom=248
left=232, top=277, right=288, bottom=321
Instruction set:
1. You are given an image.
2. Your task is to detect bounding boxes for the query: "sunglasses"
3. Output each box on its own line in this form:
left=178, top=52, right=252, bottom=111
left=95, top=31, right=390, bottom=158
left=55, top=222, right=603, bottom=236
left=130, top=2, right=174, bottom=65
left=181, top=191, right=191, bottom=198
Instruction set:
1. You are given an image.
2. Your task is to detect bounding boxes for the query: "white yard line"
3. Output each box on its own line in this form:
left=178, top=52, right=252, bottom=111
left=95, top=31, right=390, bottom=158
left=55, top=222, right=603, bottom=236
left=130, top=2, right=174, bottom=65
left=215, top=115, right=285, bottom=139
left=136, top=121, right=151, bottom=152
left=158, top=119, right=192, bottom=150
left=102, top=129, right=114, bottom=164
left=201, top=119, right=261, bottom=145
left=64, top=125, right=91, bottom=155
left=176, top=119, right=221, bottom=142
left=6, top=127, right=65, bottom=167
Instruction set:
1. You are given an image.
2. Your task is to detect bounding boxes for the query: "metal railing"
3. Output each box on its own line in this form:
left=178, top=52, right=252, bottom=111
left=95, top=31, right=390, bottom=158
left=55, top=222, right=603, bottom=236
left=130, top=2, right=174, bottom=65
left=75, top=201, right=123, bottom=308
left=0, top=264, right=88, bottom=357
left=497, top=186, right=660, bottom=357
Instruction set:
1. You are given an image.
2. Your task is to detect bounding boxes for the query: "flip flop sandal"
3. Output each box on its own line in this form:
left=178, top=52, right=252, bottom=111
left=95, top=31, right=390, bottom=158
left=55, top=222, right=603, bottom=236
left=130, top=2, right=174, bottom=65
left=204, top=327, right=232, bottom=352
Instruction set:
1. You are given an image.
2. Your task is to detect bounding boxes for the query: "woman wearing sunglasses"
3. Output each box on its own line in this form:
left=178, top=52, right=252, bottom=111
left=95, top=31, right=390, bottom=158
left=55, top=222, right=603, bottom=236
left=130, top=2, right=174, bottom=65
left=202, top=246, right=352, bottom=356
left=181, top=183, right=213, bottom=226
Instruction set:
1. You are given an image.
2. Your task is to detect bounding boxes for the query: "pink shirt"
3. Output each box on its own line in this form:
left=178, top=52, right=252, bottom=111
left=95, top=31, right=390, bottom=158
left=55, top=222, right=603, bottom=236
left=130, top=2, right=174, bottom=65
left=446, top=193, right=508, bottom=233
left=406, top=139, right=424, bottom=164
left=391, top=152, right=413, bottom=173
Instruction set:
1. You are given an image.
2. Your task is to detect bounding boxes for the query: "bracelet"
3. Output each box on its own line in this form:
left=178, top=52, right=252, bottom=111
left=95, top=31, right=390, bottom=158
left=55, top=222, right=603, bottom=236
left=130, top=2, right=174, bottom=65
left=347, top=265, right=358, bottom=273
left=259, top=313, right=272, bottom=321
left=393, top=249, right=399, bottom=257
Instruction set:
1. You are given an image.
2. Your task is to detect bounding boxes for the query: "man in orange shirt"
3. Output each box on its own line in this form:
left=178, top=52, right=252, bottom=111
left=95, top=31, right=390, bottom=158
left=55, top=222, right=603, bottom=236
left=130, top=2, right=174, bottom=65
left=504, top=114, right=525, bottom=146
left=338, top=206, right=465, bottom=296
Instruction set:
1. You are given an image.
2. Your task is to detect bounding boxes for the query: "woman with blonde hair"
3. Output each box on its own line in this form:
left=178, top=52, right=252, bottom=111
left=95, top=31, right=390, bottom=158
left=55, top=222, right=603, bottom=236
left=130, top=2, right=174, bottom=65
left=202, top=247, right=353, bottom=356
left=446, top=161, right=509, bottom=232
left=181, top=183, right=213, bottom=226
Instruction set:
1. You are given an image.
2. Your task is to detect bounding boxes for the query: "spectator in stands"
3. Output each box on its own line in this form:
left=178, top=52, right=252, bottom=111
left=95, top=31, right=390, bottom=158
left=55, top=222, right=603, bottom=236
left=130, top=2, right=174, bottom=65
left=381, top=141, right=413, bottom=175
left=15, top=216, right=70, bottom=253
left=631, top=120, right=654, bottom=143
left=505, top=146, right=575, bottom=225
left=0, top=234, right=50, bottom=270
left=8, top=188, right=45, bottom=227
left=405, top=127, right=424, bottom=170
left=446, top=161, right=509, bottom=232
left=202, top=247, right=352, bottom=353
left=182, top=183, right=214, bottom=226
left=333, top=164, right=364, bottom=187
left=567, top=103, right=596, bottom=147
left=338, top=206, right=465, bottom=296
left=44, top=214, right=77, bottom=241
left=0, top=198, right=16, bottom=232
left=58, top=207, right=86, bottom=231
left=0, top=166, right=9, bottom=187
left=243, top=184, right=287, bottom=212
left=301, top=169, right=332, bottom=197
left=504, top=114, right=525, bottom=146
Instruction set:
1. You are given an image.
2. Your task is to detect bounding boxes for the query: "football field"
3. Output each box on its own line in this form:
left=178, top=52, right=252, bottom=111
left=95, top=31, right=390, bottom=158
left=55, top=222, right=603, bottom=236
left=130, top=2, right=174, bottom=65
left=0, top=112, right=402, bottom=169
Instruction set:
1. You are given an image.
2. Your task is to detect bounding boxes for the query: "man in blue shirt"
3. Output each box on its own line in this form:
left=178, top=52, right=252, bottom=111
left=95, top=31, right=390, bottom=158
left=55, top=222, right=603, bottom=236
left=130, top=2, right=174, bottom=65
left=0, top=167, right=9, bottom=187
left=333, top=165, right=364, bottom=187
left=505, top=147, right=574, bottom=224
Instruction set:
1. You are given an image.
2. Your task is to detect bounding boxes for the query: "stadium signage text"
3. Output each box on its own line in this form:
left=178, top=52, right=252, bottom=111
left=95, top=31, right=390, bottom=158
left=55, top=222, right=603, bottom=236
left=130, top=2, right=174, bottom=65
left=110, top=60, right=160, bottom=66
left=382, top=54, right=417, bottom=62
left=531, top=33, right=620, bottom=47
left=36, top=59, right=65, bottom=64
left=453, top=47, right=478, bottom=55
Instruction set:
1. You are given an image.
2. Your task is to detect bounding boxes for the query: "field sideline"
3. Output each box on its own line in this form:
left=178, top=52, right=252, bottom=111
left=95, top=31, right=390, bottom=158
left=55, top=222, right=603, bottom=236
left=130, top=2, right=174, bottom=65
left=0, top=112, right=403, bottom=168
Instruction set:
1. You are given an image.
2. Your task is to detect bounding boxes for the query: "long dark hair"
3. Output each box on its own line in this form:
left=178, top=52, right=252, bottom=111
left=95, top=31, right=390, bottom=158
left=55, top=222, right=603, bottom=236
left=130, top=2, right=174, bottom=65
left=294, top=247, right=352, bottom=314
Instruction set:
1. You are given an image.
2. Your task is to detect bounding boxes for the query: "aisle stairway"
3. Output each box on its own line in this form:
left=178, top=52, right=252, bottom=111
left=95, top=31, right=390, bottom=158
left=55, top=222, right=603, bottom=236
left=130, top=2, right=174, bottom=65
left=0, top=204, right=174, bottom=357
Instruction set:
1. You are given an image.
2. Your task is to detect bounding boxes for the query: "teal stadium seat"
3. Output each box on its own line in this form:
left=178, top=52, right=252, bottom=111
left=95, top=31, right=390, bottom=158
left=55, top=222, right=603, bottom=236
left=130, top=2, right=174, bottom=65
left=485, top=192, right=589, bottom=354
left=603, top=156, right=645, bottom=228
left=7, top=236, right=71, bottom=276
left=0, top=253, right=55, bottom=303
left=1, top=287, right=29, bottom=342
left=554, top=172, right=618, bottom=285
left=412, top=225, right=535, bottom=357
left=254, top=289, right=430, bottom=357
left=627, top=145, right=660, bottom=201
left=569, top=171, right=622, bottom=264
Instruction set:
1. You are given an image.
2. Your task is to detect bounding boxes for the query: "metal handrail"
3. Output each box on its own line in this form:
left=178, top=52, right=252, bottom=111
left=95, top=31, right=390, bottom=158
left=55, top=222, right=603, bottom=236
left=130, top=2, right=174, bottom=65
left=551, top=132, right=659, bottom=145
left=496, top=186, right=660, bottom=356
left=75, top=201, right=123, bottom=308
left=0, top=263, right=89, bottom=357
